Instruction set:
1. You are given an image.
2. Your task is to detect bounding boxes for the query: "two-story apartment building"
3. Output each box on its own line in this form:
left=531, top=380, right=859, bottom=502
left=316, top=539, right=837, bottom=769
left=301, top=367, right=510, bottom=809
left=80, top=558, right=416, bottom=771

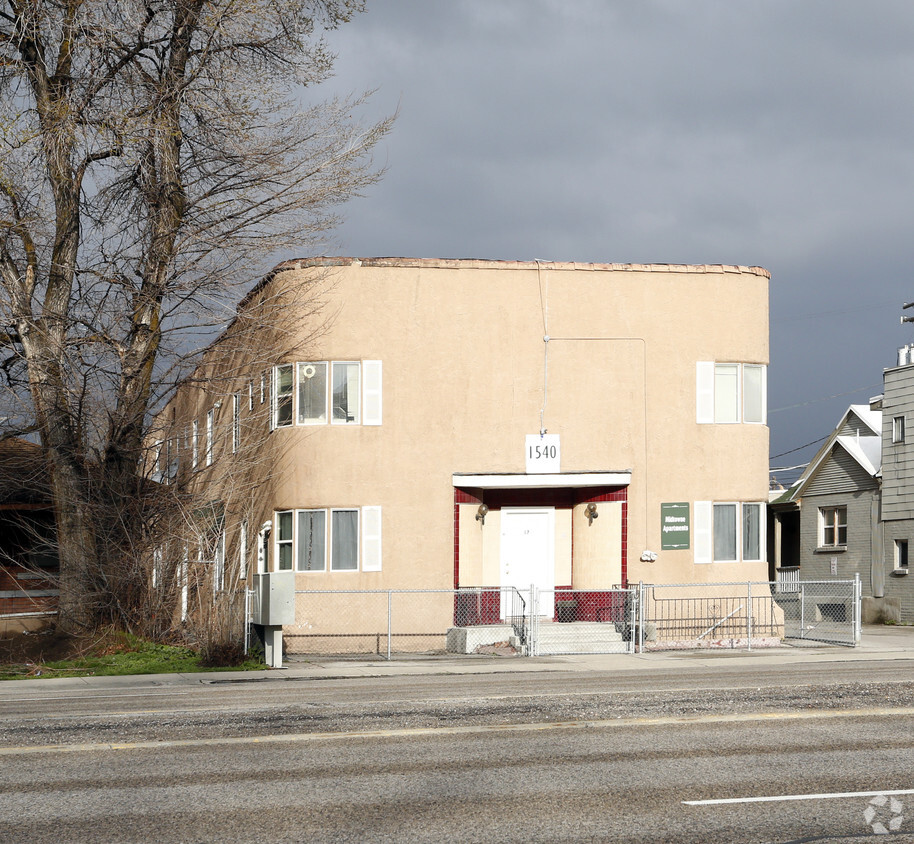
left=156, top=257, right=770, bottom=639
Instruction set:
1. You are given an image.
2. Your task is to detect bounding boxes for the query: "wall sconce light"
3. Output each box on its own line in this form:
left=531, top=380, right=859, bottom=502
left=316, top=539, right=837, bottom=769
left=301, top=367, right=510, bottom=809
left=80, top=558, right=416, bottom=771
left=584, top=502, right=599, bottom=525
left=476, top=503, right=489, bottom=525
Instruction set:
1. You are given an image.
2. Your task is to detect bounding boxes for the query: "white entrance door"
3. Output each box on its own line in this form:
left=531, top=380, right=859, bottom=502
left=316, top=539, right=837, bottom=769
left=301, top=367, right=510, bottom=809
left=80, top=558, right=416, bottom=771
left=500, top=508, right=555, bottom=618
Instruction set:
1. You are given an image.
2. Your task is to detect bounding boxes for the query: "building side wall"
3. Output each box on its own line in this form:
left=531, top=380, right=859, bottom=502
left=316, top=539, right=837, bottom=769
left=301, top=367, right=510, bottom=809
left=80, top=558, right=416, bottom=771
left=883, top=366, right=914, bottom=519
left=882, top=519, right=914, bottom=617
left=798, top=489, right=875, bottom=595
left=806, top=448, right=878, bottom=497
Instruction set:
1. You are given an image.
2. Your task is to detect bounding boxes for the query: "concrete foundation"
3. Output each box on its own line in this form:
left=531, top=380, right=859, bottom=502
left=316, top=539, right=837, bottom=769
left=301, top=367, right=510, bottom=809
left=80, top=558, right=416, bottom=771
left=446, top=625, right=516, bottom=654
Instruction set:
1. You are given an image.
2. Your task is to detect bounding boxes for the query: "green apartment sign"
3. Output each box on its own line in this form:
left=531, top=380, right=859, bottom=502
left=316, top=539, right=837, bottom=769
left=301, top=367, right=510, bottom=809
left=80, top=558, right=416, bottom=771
left=661, top=502, right=690, bottom=550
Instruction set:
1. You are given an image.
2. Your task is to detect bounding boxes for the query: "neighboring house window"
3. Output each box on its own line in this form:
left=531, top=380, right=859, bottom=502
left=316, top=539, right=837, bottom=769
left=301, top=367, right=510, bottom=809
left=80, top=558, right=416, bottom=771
left=271, top=360, right=382, bottom=427
left=232, top=393, right=240, bottom=453
left=205, top=408, right=214, bottom=466
left=694, top=501, right=765, bottom=563
left=819, top=506, right=847, bottom=548
left=894, top=415, right=906, bottom=444
left=191, top=420, right=199, bottom=470
left=696, top=362, right=767, bottom=424
left=273, top=364, right=294, bottom=428
left=895, top=539, right=909, bottom=570
left=275, top=510, right=293, bottom=570
left=277, top=506, right=382, bottom=573
left=239, top=520, right=248, bottom=580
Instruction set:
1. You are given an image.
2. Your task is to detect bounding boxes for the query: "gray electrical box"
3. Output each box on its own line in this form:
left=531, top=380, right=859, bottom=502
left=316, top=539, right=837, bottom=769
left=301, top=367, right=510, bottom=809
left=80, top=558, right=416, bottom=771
left=252, top=572, right=296, bottom=626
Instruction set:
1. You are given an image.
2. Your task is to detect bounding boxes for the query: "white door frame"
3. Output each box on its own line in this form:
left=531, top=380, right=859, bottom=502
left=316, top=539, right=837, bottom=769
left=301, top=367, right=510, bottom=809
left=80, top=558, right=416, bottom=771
left=499, top=507, right=555, bottom=617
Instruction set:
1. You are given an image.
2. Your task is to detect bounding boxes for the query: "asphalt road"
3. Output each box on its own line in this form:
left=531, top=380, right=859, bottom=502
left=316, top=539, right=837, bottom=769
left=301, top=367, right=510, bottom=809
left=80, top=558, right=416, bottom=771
left=3, top=657, right=914, bottom=842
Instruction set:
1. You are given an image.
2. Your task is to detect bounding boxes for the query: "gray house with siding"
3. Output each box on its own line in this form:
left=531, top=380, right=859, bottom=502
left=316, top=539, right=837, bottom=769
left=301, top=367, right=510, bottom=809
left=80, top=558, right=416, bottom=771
left=771, top=344, right=914, bottom=622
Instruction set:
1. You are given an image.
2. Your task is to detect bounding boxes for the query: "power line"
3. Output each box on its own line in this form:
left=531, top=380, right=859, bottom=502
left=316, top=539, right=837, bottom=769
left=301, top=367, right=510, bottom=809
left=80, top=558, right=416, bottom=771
left=769, top=383, right=881, bottom=414
left=770, top=434, right=828, bottom=461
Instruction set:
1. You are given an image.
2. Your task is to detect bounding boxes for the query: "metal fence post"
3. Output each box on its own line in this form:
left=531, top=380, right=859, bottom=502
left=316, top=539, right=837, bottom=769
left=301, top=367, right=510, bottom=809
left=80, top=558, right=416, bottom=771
left=638, top=581, right=644, bottom=654
left=855, top=572, right=862, bottom=642
left=747, top=581, right=752, bottom=651
left=387, top=589, right=392, bottom=661
left=800, top=581, right=806, bottom=640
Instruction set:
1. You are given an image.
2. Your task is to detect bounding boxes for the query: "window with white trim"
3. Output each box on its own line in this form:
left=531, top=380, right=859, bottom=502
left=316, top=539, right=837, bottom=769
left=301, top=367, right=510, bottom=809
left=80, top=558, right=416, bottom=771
left=239, top=520, right=248, bottom=580
left=694, top=501, right=765, bottom=563
left=232, top=393, right=240, bottom=453
left=819, top=506, right=847, bottom=548
left=895, top=539, right=908, bottom=570
left=271, top=361, right=382, bottom=427
left=205, top=408, right=214, bottom=466
left=696, top=362, right=767, bottom=424
left=276, top=510, right=293, bottom=570
left=191, top=420, right=199, bottom=470
left=274, top=506, right=382, bottom=573
left=273, top=364, right=294, bottom=429
left=894, top=415, right=905, bottom=444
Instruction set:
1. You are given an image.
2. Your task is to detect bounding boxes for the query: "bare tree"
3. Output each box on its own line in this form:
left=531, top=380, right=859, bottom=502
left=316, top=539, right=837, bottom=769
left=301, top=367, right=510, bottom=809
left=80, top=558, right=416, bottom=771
left=0, top=0, right=390, bottom=632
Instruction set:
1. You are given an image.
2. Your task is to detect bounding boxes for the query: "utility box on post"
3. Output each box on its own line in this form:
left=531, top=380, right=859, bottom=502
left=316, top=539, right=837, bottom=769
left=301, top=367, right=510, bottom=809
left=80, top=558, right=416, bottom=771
left=252, top=572, right=295, bottom=667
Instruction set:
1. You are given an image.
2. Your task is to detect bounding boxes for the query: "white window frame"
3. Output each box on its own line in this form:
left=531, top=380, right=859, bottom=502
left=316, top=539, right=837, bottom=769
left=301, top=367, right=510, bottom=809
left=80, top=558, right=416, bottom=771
left=895, top=538, right=909, bottom=570
left=894, top=415, right=906, bottom=444
left=275, top=507, right=382, bottom=573
left=269, top=360, right=382, bottom=428
left=275, top=510, right=294, bottom=571
left=205, top=408, right=214, bottom=466
left=818, top=506, right=847, bottom=548
left=330, top=508, right=360, bottom=570
left=330, top=361, right=361, bottom=425
left=272, top=364, right=294, bottom=429
left=697, top=362, right=767, bottom=425
left=191, top=419, right=199, bottom=470
left=297, top=362, right=329, bottom=425
left=213, top=530, right=225, bottom=595
left=694, top=501, right=766, bottom=564
left=239, top=520, right=248, bottom=580
left=232, top=393, right=240, bottom=453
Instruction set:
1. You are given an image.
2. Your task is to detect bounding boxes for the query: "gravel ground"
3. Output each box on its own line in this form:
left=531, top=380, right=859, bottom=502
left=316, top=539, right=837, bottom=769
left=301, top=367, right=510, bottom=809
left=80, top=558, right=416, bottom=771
left=4, top=679, right=913, bottom=748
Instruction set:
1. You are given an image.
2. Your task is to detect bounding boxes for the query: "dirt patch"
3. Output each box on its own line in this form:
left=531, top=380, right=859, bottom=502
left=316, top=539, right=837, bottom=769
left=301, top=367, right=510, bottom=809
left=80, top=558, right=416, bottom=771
left=0, top=628, right=83, bottom=666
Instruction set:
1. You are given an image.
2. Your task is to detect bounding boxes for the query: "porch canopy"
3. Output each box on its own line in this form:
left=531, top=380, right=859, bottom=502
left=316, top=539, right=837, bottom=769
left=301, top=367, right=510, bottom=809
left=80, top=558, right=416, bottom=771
left=452, top=472, right=631, bottom=489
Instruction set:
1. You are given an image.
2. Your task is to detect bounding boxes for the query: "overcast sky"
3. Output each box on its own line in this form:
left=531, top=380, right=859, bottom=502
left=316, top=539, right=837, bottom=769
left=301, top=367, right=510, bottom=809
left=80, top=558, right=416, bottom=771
left=311, top=0, right=914, bottom=479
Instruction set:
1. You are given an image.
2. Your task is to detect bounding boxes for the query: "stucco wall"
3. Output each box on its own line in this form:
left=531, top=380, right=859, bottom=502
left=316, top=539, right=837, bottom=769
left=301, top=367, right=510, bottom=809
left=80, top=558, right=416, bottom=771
left=164, top=258, right=770, bottom=596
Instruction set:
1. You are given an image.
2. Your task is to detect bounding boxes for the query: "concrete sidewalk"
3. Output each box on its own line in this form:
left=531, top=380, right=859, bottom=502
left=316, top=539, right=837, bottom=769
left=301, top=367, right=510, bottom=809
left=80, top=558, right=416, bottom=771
left=2, top=625, right=914, bottom=695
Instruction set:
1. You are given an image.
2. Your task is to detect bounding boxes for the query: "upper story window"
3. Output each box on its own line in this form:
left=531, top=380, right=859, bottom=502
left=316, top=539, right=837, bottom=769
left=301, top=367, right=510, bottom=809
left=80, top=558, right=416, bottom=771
left=819, top=506, right=847, bottom=548
left=272, top=360, right=382, bottom=429
left=205, top=408, right=214, bottom=466
left=696, top=362, right=766, bottom=425
left=894, top=415, right=905, bottom=444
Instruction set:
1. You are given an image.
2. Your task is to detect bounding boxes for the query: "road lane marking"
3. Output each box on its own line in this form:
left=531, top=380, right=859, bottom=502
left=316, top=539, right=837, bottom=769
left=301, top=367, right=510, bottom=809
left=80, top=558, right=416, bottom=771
left=684, top=789, right=914, bottom=806
left=0, top=692, right=190, bottom=703
left=2, top=705, right=914, bottom=757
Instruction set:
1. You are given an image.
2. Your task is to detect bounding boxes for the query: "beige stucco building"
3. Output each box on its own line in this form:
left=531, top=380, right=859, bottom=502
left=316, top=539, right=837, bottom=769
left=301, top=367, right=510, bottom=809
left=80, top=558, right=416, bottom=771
left=159, top=257, right=770, bottom=631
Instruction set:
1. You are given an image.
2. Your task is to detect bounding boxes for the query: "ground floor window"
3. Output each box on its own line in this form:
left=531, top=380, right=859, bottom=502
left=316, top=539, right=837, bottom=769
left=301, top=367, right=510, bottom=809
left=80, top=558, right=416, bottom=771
left=694, top=501, right=765, bottom=564
left=274, top=506, right=381, bottom=573
left=818, top=506, right=847, bottom=548
left=895, top=539, right=909, bottom=570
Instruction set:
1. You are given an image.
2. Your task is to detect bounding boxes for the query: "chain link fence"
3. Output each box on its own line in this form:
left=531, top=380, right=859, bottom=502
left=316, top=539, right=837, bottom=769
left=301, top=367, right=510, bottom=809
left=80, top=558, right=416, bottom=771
left=636, top=577, right=861, bottom=650
left=269, top=578, right=861, bottom=661
left=285, top=587, right=528, bottom=658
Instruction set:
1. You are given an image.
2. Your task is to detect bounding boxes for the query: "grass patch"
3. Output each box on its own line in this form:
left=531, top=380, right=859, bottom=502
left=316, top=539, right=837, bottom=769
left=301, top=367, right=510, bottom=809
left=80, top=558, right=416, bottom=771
left=0, top=630, right=267, bottom=680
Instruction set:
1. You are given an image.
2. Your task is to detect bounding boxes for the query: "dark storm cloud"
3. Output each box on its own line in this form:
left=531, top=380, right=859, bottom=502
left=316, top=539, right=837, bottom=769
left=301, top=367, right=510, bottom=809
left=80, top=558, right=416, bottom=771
left=315, top=0, right=914, bottom=468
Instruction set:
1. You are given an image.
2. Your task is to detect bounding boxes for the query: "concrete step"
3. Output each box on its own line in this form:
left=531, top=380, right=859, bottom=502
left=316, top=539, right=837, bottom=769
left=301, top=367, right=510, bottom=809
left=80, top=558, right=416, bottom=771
left=535, top=621, right=628, bottom=654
